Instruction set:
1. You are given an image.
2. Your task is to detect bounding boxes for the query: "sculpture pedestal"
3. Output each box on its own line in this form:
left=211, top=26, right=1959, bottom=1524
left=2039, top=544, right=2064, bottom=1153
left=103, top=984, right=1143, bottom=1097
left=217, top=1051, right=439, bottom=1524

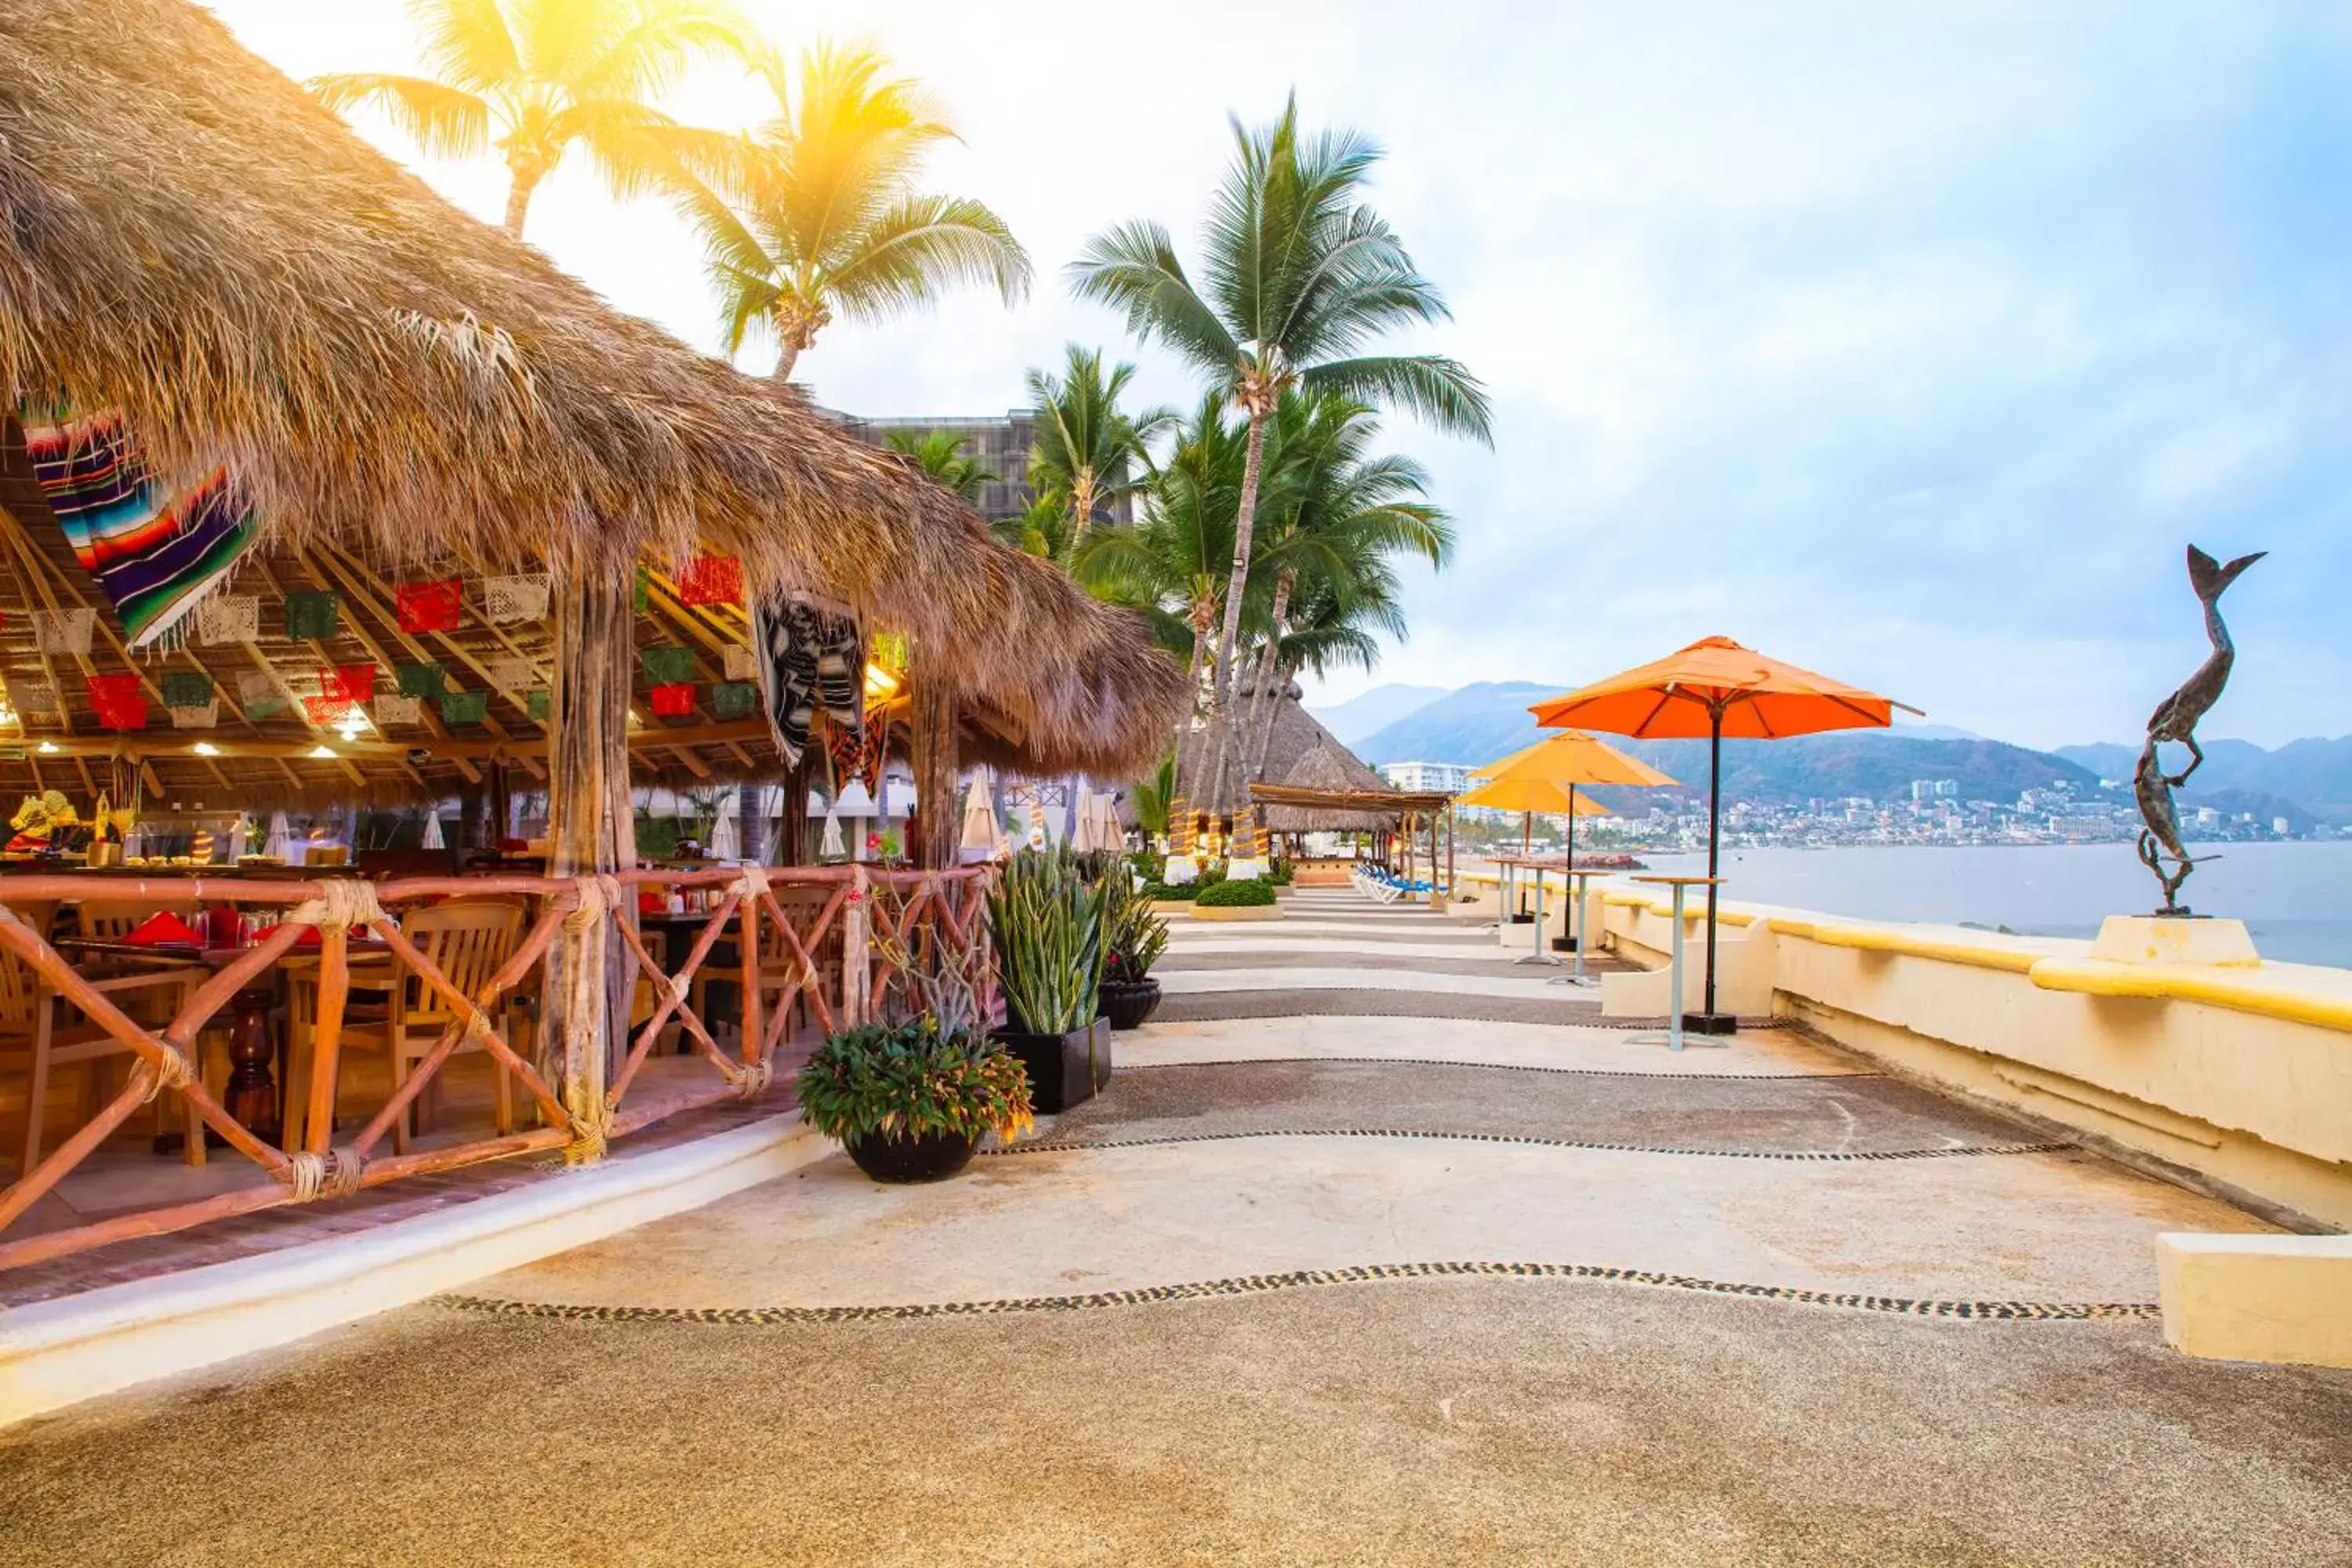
left=2089, top=915, right=2261, bottom=968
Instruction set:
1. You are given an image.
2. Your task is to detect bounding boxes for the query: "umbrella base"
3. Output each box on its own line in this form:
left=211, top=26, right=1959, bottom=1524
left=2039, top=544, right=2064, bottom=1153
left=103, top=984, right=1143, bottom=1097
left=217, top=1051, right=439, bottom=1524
left=1680, top=1011, right=1739, bottom=1036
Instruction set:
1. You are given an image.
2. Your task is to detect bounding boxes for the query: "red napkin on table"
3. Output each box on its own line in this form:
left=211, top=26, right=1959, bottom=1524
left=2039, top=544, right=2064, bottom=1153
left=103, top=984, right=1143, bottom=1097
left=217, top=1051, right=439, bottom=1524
left=125, top=912, right=201, bottom=947
left=250, top=922, right=325, bottom=948
left=639, top=891, right=666, bottom=916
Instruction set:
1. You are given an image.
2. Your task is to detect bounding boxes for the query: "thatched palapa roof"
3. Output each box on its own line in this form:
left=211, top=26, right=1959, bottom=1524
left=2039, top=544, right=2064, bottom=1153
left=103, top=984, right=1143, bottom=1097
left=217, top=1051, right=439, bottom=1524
left=0, top=0, right=1185, bottom=801
left=1176, top=689, right=1406, bottom=831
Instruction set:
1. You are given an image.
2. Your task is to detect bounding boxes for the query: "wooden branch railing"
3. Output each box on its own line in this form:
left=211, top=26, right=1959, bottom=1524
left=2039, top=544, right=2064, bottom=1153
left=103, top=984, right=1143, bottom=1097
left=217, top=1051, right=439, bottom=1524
left=0, top=862, right=993, bottom=1274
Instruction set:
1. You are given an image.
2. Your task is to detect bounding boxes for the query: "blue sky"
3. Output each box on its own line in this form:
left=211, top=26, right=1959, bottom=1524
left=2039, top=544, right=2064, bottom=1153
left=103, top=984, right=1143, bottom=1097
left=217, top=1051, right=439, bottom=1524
left=212, top=0, right=2352, bottom=750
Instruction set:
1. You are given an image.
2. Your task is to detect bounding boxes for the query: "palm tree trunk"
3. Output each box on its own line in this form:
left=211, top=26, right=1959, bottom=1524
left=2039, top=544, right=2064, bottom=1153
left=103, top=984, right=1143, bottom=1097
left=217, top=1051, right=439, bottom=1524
left=772, top=342, right=800, bottom=383
left=502, top=169, right=543, bottom=240
left=1240, top=567, right=1295, bottom=785
left=1070, top=470, right=1098, bottom=546
left=1168, top=601, right=1213, bottom=825
left=1205, top=405, right=1272, bottom=811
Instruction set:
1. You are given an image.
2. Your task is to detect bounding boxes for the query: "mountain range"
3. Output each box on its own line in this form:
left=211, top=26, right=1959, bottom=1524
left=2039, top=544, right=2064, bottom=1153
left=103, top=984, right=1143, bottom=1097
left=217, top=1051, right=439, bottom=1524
left=1311, top=681, right=2352, bottom=823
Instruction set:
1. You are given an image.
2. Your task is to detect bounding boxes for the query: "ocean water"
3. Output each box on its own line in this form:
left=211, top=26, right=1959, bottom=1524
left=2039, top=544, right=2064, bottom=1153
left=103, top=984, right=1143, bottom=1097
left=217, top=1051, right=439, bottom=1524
left=1633, top=841, right=2352, bottom=970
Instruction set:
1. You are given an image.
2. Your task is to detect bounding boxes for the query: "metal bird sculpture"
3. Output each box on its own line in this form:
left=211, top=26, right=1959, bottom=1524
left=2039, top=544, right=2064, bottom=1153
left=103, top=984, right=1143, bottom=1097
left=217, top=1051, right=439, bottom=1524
left=2136, top=545, right=2264, bottom=916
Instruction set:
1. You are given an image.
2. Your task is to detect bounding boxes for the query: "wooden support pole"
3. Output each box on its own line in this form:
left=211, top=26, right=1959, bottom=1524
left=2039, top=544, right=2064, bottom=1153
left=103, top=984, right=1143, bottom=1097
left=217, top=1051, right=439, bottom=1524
left=543, top=565, right=637, bottom=1163
left=909, top=646, right=957, bottom=872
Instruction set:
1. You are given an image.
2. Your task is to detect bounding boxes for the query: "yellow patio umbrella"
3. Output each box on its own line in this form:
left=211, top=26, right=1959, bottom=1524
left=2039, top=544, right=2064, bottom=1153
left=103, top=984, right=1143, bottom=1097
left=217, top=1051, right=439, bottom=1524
left=1465, top=728, right=1678, bottom=867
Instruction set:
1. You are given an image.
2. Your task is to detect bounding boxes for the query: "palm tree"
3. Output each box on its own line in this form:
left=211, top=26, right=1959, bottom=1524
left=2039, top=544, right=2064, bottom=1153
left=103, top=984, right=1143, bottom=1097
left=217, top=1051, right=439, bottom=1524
left=1069, top=93, right=1490, bottom=808
left=1235, top=392, right=1452, bottom=779
left=884, top=429, right=995, bottom=506
left=310, top=0, right=747, bottom=238
left=1127, top=753, right=1178, bottom=840
left=1025, top=346, right=1174, bottom=546
left=994, top=493, right=1078, bottom=568
left=661, top=42, right=1031, bottom=381
left=1072, top=395, right=1258, bottom=703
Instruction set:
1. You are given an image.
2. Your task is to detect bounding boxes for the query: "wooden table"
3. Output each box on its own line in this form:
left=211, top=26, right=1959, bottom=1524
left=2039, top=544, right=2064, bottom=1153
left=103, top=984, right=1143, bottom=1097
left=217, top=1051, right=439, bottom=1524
left=1627, top=876, right=1723, bottom=1051
left=56, top=937, right=389, bottom=1151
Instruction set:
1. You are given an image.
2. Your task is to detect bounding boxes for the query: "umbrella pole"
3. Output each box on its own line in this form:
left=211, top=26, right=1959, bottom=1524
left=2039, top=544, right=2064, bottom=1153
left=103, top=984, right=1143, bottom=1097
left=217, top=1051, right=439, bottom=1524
left=1565, top=785, right=1577, bottom=953
left=1704, top=705, right=1722, bottom=1024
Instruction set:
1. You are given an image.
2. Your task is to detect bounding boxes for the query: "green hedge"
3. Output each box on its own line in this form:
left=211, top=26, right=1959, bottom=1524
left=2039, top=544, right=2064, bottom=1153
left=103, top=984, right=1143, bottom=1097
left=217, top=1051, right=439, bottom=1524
left=1195, top=878, right=1276, bottom=908
left=1142, top=882, right=1198, bottom=902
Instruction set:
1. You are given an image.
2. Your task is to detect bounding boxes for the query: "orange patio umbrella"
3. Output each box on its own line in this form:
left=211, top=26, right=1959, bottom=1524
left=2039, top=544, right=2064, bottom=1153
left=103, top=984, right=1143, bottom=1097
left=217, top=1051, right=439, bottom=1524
left=1464, top=729, right=1677, bottom=871
left=1530, top=637, right=1919, bottom=1027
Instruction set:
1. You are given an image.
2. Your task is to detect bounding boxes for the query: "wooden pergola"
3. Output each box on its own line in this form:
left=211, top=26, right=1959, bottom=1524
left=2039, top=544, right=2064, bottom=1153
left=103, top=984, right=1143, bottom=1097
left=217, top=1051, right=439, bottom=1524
left=1247, top=782, right=1461, bottom=900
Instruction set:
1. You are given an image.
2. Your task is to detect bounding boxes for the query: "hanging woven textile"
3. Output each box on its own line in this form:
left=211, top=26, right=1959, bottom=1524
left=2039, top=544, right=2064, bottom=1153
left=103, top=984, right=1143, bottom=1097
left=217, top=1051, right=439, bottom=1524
left=632, top=564, right=653, bottom=615
left=86, top=673, right=147, bottom=731
left=285, top=590, right=339, bottom=641
left=485, top=656, right=536, bottom=693
left=20, top=411, right=260, bottom=649
left=648, top=682, right=697, bottom=718
left=748, top=592, right=863, bottom=767
left=394, top=577, right=463, bottom=633
left=721, top=644, right=757, bottom=681
left=374, top=694, right=421, bottom=728
left=822, top=706, right=887, bottom=793
left=483, top=573, right=550, bottom=625
left=169, top=700, right=220, bottom=730
left=525, top=690, right=552, bottom=722
left=676, top=555, right=743, bottom=607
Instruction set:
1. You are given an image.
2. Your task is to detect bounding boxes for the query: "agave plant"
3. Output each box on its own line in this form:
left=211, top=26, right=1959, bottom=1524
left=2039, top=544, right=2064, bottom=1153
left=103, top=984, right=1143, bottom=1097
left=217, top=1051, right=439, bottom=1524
left=1102, top=871, right=1171, bottom=984
left=987, top=845, right=1110, bottom=1034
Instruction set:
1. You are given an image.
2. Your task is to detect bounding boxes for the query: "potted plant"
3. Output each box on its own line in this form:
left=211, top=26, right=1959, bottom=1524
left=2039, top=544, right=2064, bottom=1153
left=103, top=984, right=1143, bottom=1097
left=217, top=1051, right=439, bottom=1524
left=796, top=1018, right=1034, bottom=1182
left=1099, top=873, right=1171, bottom=1030
left=989, top=846, right=1113, bottom=1112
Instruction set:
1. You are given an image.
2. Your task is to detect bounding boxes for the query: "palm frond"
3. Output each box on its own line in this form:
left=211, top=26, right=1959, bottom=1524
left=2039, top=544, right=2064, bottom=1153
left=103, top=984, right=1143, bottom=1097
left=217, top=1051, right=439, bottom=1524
left=1302, top=354, right=1494, bottom=444
left=307, top=72, right=492, bottom=159
left=822, top=193, right=1031, bottom=318
left=1067, top=223, right=1241, bottom=379
left=408, top=0, right=520, bottom=93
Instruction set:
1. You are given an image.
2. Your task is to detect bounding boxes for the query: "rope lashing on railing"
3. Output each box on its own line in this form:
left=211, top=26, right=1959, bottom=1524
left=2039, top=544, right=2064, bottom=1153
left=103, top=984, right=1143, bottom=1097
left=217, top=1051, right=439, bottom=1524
left=563, top=1101, right=611, bottom=1167
left=733, top=865, right=771, bottom=901
left=285, top=880, right=387, bottom=935
left=562, top=873, right=626, bottom=935
left=285, top=1146, right=365, bottom=1203
left=731, top=1057, right=774, bottom=1100
left=140, top=1043, right=197, bottom=1102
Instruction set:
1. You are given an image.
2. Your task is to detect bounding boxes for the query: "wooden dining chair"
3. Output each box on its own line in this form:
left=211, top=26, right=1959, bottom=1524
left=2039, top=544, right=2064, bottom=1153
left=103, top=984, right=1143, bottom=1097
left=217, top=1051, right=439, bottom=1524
left=686, top=886, right=840, bottom=1052
left=288, top=899, right=527, bottom=1155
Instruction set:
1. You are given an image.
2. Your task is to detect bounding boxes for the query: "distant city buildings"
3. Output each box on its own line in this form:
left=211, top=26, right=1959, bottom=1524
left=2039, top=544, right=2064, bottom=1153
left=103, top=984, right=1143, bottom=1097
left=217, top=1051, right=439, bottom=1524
left=1381, top=760, right=1474, bottom=793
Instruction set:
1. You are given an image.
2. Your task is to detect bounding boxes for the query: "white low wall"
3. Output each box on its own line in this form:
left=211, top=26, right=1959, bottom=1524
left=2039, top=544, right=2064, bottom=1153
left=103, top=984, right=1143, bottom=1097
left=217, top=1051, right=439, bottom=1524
left=1454, top=867, right=2352, bottom=1232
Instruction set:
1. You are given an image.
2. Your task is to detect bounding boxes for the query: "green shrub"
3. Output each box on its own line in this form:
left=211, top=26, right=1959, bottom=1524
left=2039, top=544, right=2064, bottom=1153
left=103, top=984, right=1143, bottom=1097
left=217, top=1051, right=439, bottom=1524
left=1195, top=877, right=1277, bottom=908
left=1269, top=858, right=1295, bottom=886
left=1142, top=882, right=1198, bottom=902
left=795, top=1019, right=1034, bottom=1145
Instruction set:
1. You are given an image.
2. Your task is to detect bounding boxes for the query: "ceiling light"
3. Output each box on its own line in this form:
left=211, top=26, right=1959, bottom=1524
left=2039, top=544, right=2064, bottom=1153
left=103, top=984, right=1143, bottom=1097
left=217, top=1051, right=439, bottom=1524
left=863, top=662, right=900, bottom=699
left=308, top=745, right=336, bottom=760
left=191, top=742, right=220, bottom=757
left=35, top=740, right=59, bottom=755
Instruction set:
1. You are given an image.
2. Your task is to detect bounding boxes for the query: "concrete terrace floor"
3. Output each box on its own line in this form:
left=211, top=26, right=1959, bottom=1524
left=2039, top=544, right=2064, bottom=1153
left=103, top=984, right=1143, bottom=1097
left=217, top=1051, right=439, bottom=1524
left=5, top=887, right=2352, bottom=1565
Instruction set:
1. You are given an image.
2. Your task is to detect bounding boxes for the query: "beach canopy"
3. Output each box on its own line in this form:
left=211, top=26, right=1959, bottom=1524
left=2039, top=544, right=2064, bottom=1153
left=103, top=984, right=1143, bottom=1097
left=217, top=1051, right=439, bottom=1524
left=1471, top=730, right=1679, bottom=791
left=1530, top=637, right=1915, bottom=1025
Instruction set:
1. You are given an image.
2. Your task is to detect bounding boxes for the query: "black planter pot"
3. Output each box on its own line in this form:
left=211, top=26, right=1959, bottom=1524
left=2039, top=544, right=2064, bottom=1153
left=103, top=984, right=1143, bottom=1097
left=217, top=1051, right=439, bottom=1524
left=1508, top=913, right=1537, bottom=925
left=1551, top=935, right=1580, bottom=953
left=1098, top=978, right=1163, bottom=1031
left=845, top=1127, right=978, bottom=1183
left=993, top=1016, right=1113, bottom=1113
